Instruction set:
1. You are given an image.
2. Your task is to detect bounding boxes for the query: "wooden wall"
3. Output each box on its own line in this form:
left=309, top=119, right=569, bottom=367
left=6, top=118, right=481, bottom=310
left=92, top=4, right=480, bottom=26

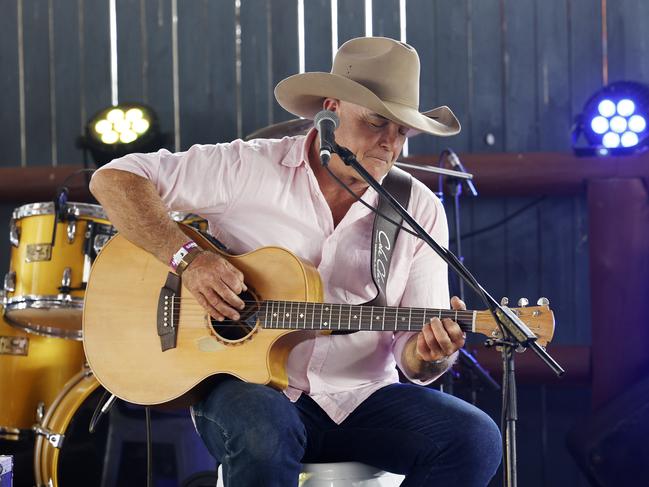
left=1, top=1, right=648, bottom=485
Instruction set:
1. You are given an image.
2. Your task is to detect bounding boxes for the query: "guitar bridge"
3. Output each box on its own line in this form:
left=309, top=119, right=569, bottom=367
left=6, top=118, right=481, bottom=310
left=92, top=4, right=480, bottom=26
left=157, top=272, right=180, bottom=351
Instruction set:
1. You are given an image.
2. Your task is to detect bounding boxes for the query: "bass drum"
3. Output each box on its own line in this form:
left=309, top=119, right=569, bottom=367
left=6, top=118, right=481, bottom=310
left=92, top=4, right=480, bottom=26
left=0, top=311, right=84, bottom=440
left=34, top=370, right=216, bottom=487
left=34, top=369, right=105, bottom=487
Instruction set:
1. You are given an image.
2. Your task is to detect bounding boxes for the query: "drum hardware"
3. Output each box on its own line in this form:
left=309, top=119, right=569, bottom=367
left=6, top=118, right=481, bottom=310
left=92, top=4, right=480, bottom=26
left=32, top=424, right=64, bottom=449
left=89, top=391, right=117, bottom=434
left=26, top=244, right=53, bottom=263
left=4, top=271, right=15, bottom=293
left=36, top=401, right=45, bottom=422
left=60, top=268, right=71, bottom=291
left=66, top=221, right=76, bottom=244
left=9, top=219, right=19, bottom=247
left=0, top=334, right=28, bottom=356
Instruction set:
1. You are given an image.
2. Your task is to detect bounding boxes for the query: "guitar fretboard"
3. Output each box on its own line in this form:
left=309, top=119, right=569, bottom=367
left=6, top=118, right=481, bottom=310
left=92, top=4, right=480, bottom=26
left=260, top=300, right=475, bottom=332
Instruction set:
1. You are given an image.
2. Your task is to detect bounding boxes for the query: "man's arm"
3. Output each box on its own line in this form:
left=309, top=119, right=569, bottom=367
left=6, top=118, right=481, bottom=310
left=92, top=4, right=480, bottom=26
left=90, top=168, right=246, bottom=321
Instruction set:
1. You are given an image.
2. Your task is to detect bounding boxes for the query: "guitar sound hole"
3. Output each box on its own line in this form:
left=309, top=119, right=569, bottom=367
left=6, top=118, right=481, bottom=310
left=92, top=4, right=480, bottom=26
left=209, top=290, right=259, bottom=341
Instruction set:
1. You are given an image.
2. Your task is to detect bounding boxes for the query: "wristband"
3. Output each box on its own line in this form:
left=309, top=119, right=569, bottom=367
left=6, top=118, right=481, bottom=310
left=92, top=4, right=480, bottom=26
left=170, top=241, right=200, bottom=272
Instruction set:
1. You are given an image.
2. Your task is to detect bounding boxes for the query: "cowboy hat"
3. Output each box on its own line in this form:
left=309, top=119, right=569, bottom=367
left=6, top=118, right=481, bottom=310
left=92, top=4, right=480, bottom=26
left=274, top=36, right=460, bottom=137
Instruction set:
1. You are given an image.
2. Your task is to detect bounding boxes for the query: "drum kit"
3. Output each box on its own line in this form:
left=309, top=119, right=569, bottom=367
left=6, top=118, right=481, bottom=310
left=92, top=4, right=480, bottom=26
left=0, top=200, right=209, bottom=487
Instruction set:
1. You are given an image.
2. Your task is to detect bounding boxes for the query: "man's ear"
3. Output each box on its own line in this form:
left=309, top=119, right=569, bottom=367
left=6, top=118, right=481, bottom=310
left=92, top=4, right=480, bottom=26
left=323, top=98, right=340, bottom=112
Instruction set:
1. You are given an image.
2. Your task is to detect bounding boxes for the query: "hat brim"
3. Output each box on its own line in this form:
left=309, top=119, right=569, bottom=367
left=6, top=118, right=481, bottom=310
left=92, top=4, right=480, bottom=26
left=274, top=72, right=461, bottom=137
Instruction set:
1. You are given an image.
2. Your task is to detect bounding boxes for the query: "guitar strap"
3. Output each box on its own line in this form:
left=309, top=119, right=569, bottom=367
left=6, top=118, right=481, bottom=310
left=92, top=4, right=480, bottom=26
left=332, top=166, right=412, bottom=334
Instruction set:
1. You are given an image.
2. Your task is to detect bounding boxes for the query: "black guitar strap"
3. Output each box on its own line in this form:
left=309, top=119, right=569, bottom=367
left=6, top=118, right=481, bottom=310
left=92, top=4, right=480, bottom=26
left=333, top=167, right=412, bottom=334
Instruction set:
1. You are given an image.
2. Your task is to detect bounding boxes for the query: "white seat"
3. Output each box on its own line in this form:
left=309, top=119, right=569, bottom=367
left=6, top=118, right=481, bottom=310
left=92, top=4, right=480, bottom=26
left=216, top=461, right=404, bottom=486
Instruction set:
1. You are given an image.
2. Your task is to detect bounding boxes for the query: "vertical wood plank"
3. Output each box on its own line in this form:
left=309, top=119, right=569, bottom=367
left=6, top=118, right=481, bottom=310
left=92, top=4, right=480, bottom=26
left=0, top=0, right=22, bottom=167
left=52, top=1, right=83, bottom=165
left=23, top=0, right=52, bottom=166
left=143, top=0, right=174, bottom=146
left=405, top=0, right=436, bottom=156
left=372, top=0, right=399, bottom=40
left=178, top=0, right=237, bottom=148
left=539, top=197, right=576, bottom=345
left=116, top=0, right=144, bottom=103
left=606, top=0, right=649, bottom=83
left=502, top=0, right=538, bottom=151
left=536, top=0, right=571, bottom=151
left=569, top=0, right=603, bottom=123
left=337, top=0, right=365, bottom=46
left=432, top=0, right=470, bottom=155
left=468, top=0, right=504, bottom=152
left=240, top=0, right=272, bottom=138
left=305, top=0, right=332, bottom=73
left=81, top=0, right=112, bottom=133
left=270, top=0, right=299, bottom=123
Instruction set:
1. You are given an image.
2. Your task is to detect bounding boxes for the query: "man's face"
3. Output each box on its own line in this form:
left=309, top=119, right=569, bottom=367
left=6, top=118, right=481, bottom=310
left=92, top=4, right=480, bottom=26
left=324, top=99, right=408, bottom=183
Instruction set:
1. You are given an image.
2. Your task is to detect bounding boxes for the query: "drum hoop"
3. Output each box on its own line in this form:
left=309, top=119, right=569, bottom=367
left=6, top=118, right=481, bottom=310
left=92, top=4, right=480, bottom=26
left=3, top=299, right=83, bottom=340
left=12, top=202, right=108, bottom=221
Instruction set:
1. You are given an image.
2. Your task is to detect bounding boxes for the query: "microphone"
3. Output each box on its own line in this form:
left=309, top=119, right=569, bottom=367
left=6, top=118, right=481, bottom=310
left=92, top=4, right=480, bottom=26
left=314, top=110, right=340, bottom=166
left=445, top=148, right=478, bottom=196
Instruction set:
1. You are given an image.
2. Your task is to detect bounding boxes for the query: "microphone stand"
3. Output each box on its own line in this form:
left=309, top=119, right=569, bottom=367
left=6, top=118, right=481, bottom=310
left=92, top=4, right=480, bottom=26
left=329, top=143, right=564, bottom=487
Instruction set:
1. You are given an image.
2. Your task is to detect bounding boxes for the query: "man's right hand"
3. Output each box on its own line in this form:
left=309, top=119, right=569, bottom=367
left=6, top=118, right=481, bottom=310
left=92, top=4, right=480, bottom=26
left=181, top=251, right=247, bottom=321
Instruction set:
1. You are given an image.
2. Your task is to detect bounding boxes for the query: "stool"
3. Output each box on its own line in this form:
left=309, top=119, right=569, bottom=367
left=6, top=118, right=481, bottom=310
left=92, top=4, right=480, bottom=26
left=216, top=462, right=404, bottom=486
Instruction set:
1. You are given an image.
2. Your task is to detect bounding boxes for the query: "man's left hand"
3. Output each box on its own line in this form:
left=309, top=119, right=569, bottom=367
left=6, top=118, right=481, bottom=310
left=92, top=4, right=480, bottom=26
left=416, top=296, right=466, bottom=362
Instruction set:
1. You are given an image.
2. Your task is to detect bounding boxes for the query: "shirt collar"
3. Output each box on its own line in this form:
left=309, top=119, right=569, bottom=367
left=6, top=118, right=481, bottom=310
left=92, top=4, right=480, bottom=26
left=281, top=127, right=317, bottom=168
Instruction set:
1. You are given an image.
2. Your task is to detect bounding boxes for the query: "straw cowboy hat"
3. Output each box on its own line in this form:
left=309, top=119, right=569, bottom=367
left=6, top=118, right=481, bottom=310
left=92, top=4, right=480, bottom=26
left=274, top=36, right=461, bottom=137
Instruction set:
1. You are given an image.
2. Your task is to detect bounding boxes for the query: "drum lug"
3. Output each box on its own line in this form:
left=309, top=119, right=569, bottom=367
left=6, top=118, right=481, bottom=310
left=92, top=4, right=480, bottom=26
left=3, top=271, right=15, bottom=293
left=67, top=220, right=77, bottom=244
left=33, top=424, right=65, bottom=449
left=93, top=234, right=111, bottom=255
left=9, top=219, right=19, bottom=247
left=61, top=267, right=72, bottom=290
left=36, top=401, right=45, bottom=423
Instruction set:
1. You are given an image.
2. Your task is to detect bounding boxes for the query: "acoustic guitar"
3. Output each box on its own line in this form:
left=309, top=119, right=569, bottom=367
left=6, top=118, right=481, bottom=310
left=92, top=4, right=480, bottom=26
left=83, top=225, right=555, bottom=407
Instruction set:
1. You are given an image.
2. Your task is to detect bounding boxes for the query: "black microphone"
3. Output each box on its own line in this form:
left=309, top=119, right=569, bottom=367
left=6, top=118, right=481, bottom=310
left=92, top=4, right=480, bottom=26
left=314, top=110, right=340, bottom=166
left=445, top=148, right=478, bottom=196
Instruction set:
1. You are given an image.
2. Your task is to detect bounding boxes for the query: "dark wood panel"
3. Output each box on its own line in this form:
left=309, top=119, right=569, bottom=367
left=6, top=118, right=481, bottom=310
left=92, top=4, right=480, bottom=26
left=0, top=0, right=22, bottom=167
left=22, top=0, right=52, bottom=166
left=536, top=0, right=571, bottom=151
left=337, top=0, right=365, bottom=46
left=240, top=0, right=272, bottom=138
left=143, top=0, right=174, bottom=147
left=81, top=0, right=112, bottom=129
left=468, top=0, right=504, bottom=153
left=503, top=0, right=538, bottom=151
left=116, top=0, right=145, bottom=102
left=404, top=0, right=436, bottom=156
left=433, top=0, right=470, bottom=154
left=569, top=0, right=603, bottom=121
left=539, top=197, right=576, bottom=344
left=178, top=0, right=237, bottom=148
left=372, top=0, right=400, bottom=40
left=270, top=0, right=299, bottom=123
left=52, top=1, right=83, bottom=165
left=573, top=194, right=591, bottom=345
left=606, top=0, right=649, bottom=83
left=305, top=0, right=332, bottom=73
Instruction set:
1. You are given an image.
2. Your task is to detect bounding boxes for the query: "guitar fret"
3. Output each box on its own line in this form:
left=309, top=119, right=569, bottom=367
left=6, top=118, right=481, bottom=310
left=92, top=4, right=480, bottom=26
left=336, top=304, right=342, bottom=330
left=381, top=306, right=386, bottom=331
left=359, top=307, right=363, bottom=330
left=348, top=304, right=352, bottom=330
left=408, top=308, right=412, bottom=332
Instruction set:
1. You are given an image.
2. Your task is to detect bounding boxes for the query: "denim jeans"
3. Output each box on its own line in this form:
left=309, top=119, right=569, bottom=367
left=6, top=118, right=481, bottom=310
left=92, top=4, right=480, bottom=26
left=192, top=377, right=502, bottom=487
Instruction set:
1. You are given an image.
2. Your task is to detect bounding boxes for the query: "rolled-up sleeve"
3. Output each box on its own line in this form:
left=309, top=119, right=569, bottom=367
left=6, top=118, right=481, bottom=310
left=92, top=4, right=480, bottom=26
left=93, top=141, right=248, bottom=215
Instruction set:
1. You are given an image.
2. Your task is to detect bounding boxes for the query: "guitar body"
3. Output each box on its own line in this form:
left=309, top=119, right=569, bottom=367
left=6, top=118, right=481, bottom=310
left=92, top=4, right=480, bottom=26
left=83, top=226, right=323, bottom=406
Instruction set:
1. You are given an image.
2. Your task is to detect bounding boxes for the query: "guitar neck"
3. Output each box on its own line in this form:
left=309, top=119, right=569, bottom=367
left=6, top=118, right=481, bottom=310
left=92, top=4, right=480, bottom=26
left=260, top=301, right=476, bottom=333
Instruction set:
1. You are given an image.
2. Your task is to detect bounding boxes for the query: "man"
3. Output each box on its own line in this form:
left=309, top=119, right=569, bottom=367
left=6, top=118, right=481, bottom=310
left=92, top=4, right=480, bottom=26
left=90, top=37, right=501, bottom=486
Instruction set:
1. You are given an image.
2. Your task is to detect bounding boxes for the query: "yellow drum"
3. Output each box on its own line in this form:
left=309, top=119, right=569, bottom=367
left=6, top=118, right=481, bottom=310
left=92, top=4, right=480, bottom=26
left=3, top=202, right=115, bottom=339
left=33, top=369, right=103, bottom=487
left=0, top=312, right=85, bottom=440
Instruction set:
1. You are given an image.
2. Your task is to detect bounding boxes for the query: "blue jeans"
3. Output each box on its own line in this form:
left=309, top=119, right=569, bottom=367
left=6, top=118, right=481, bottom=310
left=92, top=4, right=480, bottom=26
left=192, top=378, right=502, bottom=486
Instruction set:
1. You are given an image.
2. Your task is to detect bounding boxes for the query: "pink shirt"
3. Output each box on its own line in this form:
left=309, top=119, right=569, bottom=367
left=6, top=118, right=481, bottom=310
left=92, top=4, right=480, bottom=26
left=96, top=129, right=450, bottom=423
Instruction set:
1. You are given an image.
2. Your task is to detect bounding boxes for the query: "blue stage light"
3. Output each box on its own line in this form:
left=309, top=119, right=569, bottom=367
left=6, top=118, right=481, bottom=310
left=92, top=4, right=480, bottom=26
left=574, top=81, right=649, bottom=155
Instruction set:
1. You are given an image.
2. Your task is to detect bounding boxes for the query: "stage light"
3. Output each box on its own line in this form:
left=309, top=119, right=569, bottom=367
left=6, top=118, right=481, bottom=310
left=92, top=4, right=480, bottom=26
left=79, top=103, right=165, bottom=166
left=573, top=81, right=649, bottom=155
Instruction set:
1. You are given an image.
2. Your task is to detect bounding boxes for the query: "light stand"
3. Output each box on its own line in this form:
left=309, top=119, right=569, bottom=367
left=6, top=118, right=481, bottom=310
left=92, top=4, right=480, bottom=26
left=329, top=143, right=564, bottom=487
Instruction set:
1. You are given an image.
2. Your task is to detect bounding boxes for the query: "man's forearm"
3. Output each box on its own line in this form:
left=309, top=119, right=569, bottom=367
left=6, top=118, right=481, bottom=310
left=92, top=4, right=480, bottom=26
left=401, top=334, right=457, bottom=381
left=90, top=168, right=189, bottom=264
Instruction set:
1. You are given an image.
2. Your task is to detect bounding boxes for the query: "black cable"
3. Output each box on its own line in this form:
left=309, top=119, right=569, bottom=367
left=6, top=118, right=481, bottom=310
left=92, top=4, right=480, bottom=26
left=61, top=167, right=96, bottom=188
left=146, top=406, right=153, bottom=487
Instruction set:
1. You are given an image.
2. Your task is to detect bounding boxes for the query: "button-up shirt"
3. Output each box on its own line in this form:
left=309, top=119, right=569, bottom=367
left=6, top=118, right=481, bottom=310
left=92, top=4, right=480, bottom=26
left=96, top=129, right=449, bottom=423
